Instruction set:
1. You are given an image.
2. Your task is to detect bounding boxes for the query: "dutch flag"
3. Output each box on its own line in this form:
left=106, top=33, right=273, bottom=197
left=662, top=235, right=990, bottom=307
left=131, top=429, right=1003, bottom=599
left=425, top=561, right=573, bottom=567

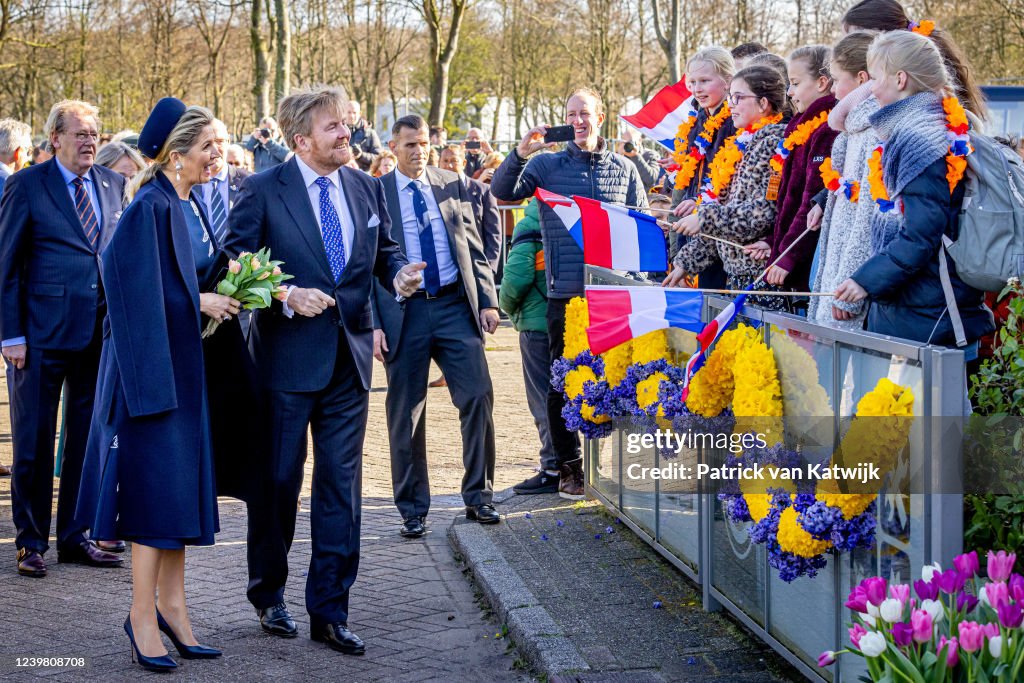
left=620, top=80, right=693, bottom=151
left=585, top=286, right=704, bottom=355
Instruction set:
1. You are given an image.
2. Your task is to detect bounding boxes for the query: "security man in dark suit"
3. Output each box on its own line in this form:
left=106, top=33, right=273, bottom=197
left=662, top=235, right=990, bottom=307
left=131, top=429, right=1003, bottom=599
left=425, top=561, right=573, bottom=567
left=438, top=142, right=501, bottom=273
left=372, top=114, right=501, bottom=539
left=0, top=99, right=126, bottom=577
left=225, top=86, right=422, bottom=655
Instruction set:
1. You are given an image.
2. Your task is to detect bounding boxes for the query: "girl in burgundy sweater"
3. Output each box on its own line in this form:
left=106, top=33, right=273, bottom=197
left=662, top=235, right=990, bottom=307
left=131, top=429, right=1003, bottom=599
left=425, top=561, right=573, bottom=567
left=748, top=45, right=838, bottom=296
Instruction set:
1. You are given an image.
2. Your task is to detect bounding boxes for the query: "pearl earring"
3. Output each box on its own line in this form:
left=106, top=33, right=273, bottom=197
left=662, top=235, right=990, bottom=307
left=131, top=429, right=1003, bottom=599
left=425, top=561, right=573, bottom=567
left=175, top=161, right=183, bottom=182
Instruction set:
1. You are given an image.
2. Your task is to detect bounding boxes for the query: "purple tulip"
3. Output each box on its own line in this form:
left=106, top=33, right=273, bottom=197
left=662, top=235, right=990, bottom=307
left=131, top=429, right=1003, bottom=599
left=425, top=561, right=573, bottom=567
left=891, top=622, right=914, bottom=648
left=910, top=609, right=933, bottom=644
left=849, top=623, right=867, bottom=648
left=999, top=601, right=1024, bottom=629
left=938, top=636, right=960, bottom=667
left=864, top=577, right=888, bottom=607
left=955, top=551, right=980, bottom=579
left=1010, top=574, right=1024, bottom=602
left=986, top=581, right=1011, bottom=610
left=845, top=585, right=870, bottom=614
left=958, top=621, right=985, bottom=653
left=817, top=650, right=836, bottom=667
left=890, top=584, right=911, bottom=606
left=935, top=569, right=966, bottom=595
left=957, top=590, right=979, bottom=613
left=915, top=579, right=940, bottom=602
left=987, top=550, right=1017, bottom=583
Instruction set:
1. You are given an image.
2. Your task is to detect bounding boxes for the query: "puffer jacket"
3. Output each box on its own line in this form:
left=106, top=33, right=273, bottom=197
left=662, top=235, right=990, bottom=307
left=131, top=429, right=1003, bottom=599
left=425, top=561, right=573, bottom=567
left=490, top=139, right=647, bottom=299
left=498, top=200, right=547, bottom=332
left=673, top=123, right=787, bottom=288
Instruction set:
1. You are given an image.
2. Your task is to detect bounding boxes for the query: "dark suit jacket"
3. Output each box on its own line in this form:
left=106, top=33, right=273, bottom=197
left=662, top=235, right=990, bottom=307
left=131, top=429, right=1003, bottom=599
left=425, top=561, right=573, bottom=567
left=463, top=176, right=501, bottom=272
left=371, top=166, right=499, bottom=361
left=224, top=157, right=407, bottom=393
left=0, top=158, right=125, bottom=350
left=226, top=165, right=251, bottom=211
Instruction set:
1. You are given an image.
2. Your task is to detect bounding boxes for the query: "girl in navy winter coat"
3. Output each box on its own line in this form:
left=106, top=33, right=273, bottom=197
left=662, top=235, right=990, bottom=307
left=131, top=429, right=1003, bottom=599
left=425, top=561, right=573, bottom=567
left=834, top=31, right=993, bottom=351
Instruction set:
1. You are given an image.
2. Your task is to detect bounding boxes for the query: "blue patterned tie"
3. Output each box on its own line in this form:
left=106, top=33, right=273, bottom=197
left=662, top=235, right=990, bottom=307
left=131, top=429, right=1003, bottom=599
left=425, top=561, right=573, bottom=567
left=315, top=176, right=346, bottom=281
left=209, top=178, right=228, bottom=243
left=72, top=177, right=100, bottom=249
left=408, top=180, right=440, bottom=295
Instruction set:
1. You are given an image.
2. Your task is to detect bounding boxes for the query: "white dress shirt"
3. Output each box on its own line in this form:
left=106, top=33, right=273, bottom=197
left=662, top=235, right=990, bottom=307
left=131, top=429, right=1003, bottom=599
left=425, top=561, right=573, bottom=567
left=393, top=168, right=459, bottom=289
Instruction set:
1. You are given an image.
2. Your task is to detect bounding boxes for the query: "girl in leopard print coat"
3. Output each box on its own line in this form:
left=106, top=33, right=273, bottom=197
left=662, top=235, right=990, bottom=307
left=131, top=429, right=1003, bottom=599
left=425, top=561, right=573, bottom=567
left=669, top=65, right=788, bottom=294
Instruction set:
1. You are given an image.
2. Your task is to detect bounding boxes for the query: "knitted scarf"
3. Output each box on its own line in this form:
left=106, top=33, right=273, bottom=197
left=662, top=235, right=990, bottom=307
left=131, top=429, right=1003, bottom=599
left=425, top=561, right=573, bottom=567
left=867, top=92, right=949, bottom=255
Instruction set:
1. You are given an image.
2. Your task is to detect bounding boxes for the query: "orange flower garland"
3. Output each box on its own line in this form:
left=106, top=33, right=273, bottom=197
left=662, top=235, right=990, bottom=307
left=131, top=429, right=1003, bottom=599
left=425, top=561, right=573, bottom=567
left=770, top=110, right=830, bottom=173
left=819, top=157, right=860, bottom=203
left=699, top=112, right=783, bottom=204
left=869, top=96, right=972, bottom=212
left=909, top=19, right=935, bottom=36
left=670, top=104, right=731, bottom=190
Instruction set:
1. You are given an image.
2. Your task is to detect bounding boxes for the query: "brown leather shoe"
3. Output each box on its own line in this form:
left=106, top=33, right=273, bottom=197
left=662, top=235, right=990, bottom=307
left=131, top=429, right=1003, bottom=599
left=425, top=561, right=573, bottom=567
left=16, top=548, right=46, bottom=578
left=57, top=540, right=124, bottom=567
left=558, top=457, right=585, bottom=500
left=0, top=464, right=11, bottom=477
left=428, top=375, right=447, bottom=388
left=96, top=540, right=126, bottom=553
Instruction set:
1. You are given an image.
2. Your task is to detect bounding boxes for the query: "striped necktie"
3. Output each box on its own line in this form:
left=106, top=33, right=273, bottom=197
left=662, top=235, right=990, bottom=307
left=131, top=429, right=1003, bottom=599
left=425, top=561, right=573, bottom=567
left=209, top=178, right=228, bottom=243
left=72, top=177, right=99, bottom=249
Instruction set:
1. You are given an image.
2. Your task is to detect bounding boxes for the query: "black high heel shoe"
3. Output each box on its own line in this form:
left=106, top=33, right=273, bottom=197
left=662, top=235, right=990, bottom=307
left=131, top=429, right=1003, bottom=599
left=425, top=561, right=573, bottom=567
left=124, top=615, right=177, bottom=672
left=156, top=610, right=222, bottom=659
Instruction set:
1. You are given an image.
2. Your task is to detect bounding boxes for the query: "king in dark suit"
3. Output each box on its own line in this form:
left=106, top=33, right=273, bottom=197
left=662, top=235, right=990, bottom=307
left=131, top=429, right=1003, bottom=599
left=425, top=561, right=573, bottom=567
left=0, top=100, right=126, bottom=577
left=371, top=115, right=502, bottom=539
left=224, top=87, right=421, bottom=655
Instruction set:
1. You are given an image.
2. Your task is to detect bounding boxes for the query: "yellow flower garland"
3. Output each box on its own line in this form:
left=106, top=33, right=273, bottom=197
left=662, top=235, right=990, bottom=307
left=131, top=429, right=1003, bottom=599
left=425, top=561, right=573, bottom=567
left=769, top=110, right=830, bottom=173
left=603, top=342, right=632, bottom=387
left=731, top=335, right=784, bottom=437
left=564, top=365, right=610, bottom=424
left=632, top=329, right=670, bottom=365
left=685, top=324, right=759, bottom=417
left=564, top=296, right=590, bottom=358
left=637, top=371, right=672, bottom=429
left=777, top=507, right=832, bottom=558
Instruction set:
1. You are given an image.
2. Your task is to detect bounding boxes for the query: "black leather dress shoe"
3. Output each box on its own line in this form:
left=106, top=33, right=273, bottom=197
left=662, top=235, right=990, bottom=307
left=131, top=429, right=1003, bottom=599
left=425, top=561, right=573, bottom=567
left=96, top=540, right=126, bottom=553
left=57, top=540, right=124, bottom=567
left=16, top=549, right=46, bottom=577
left=399, top=516, right=427, bottom=538
left=311, top=623, right=365, bottom=655
left=0, top=464, right=11, bottom=477
left=258, top=603, right=298, bottom=638
left=466, top=504, right=501, bottom=524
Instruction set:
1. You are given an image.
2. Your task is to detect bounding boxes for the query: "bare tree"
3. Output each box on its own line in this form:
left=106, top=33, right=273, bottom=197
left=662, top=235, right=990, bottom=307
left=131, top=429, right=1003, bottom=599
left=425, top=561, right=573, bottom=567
left=411, top=0, right=471, bottom=126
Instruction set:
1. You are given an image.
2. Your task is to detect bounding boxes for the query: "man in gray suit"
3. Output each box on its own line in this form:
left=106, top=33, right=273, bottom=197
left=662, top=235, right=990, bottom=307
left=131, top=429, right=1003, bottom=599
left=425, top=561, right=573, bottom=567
left=372, top=114, right=501, bottom=538
left=0, top=119, right=32, bottom=196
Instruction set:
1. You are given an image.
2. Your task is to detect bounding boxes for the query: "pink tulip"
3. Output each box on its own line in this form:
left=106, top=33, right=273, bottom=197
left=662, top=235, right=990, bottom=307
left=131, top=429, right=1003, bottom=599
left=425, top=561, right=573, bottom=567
left=849, top=623, right=867, bottom=648
left=982, top=622, right=1000, bottom=639
left=845, top=585, right=870, bottom=613
left=864, top=577, right=888, bottom=607
left=958, top=621, right=985, bottom=653
left=228, top=259, right=241, bottom=274
left=988, top=550, right=1017, bottom=582
left=257, top=271, right=270, bottom=280
left=272, top=266, right=282, bottom=276
left=817, top=650, right=836, bottom=667
left=986, top=582, right=1011, bottom=610
left=273, top=286, right=289, bottom=302
left=890, top=584, right=911, bottom=607
left=938, top=636, right=960, bottom=667
left=251, top=257, right=261, bottom=270
left=955, top=551, right=980, bottom=579
left=910, top=609, right=933, bottom=644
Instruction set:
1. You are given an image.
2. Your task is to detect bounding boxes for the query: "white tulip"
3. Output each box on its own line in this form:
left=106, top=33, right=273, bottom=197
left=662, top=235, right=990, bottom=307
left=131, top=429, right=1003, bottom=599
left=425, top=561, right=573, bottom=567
left=859, top=631, right=887, bottom=657
left=880, top=598, right=904, bottom=623
left=990, top=634, right=1003, bottom=658
left=859, top=612, right=877, bottom=627
left=921, top=599, right=944, bottom=624
left=867, top=602, right=880, bottom=618
left=922, top=562, right=942, bottom=583
left=980, top=587, right=990, bottom=608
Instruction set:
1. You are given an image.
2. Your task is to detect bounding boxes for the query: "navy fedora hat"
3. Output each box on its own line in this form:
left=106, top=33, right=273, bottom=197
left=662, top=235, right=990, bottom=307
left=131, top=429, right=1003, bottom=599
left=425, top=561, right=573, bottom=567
left=138, top=97, right=187, bottom=160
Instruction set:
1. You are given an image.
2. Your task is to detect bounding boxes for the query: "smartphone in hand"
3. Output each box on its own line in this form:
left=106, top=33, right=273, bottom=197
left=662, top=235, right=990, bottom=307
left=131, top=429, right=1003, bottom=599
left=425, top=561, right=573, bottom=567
left=543, top=125, right=575, bottom=143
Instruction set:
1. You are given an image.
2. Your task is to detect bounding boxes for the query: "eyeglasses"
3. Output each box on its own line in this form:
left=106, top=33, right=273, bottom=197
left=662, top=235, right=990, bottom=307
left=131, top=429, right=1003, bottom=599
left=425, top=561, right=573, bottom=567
left=69, top=131, right=100, bottom=142
left=728, top=93, right=760, bottom=106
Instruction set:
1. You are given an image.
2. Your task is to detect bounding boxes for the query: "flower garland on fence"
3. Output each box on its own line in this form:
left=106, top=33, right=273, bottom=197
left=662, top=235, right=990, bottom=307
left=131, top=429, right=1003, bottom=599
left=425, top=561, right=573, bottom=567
left=819, top=157, right=860, bottom=203
left=770, top=110, right=831, bottom=173
left=551, top=298, right=614, bottom=439
left=868, top=97, right=972, bottom=213
left=670, top=103, right=732, bottom=190
left=699, top=112, right=784, bottom=204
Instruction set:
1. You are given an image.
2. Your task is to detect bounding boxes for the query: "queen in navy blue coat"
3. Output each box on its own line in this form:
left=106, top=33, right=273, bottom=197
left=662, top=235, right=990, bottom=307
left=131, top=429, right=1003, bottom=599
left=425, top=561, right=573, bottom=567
left=79, top=100, right=230, bottom=670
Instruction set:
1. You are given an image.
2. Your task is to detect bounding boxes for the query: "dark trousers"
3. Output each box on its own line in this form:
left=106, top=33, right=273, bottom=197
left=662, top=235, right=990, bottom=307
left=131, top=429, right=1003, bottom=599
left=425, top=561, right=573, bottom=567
left=519, top=330, right=556, bottom=472
left=384, top=293, right=495, bottom=521
left=545, top=298, right=582, bottom=467
left=246, top=334, right=367, bottom=627
left=8, top=340, right=100, bottom=553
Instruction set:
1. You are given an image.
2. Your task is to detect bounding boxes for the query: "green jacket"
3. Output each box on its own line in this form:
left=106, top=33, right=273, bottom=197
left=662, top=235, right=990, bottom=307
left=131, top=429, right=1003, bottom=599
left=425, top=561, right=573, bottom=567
left=498, top=199, right=547, bottom=332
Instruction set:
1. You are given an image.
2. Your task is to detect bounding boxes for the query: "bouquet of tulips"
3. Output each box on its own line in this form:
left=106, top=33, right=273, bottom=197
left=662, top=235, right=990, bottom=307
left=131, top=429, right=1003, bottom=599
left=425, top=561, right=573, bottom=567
left=820, top=550, right=1024, bottom=682
left=202, top=247, right=293, bottom=338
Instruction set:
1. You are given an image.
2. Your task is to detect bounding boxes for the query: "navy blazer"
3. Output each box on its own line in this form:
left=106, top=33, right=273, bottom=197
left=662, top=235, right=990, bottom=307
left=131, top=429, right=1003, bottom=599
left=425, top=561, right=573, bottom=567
left=371, top=166, right=499, bottom=361
left=224, top=156, right=407, bottom=393
left=463, top=176, right=501, bottom=272
left=0, top=158, right=125, bottom=350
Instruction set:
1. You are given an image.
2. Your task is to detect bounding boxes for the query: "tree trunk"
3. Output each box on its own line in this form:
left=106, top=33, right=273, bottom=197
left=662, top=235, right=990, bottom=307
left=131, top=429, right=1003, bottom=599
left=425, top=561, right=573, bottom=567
left=274, top=0, right=291, bottom=101
left=422, top=0, right=470, bottom=127
left=251, top=0, right=271, bottom=119
left=651, top=0, right=681, bottom=84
